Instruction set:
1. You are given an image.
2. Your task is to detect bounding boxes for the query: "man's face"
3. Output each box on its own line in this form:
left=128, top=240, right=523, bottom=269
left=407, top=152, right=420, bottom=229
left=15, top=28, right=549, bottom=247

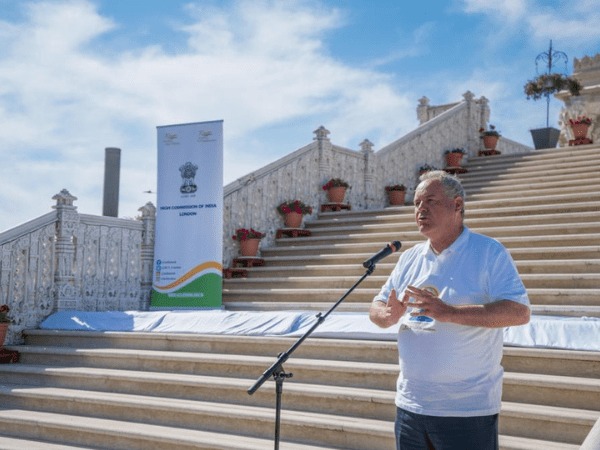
left=413, top=180, right=462, bottom=240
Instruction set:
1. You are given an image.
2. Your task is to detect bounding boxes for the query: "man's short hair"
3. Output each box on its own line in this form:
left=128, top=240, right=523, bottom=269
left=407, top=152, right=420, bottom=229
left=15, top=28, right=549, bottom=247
left=418, top=170, right=465, bottom=216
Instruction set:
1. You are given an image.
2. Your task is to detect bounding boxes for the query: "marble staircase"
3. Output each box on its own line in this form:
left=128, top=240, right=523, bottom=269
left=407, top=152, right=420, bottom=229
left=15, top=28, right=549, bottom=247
left=1, top=144, right=600, bottom=449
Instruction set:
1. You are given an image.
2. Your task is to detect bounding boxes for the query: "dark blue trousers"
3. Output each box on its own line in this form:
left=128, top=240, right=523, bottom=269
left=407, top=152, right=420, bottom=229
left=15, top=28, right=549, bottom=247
left=395, top=407, right=499, bottom=450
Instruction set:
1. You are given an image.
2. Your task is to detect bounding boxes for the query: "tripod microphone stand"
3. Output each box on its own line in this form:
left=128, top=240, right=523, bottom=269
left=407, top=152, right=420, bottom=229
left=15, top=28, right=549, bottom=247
left=247, top=239, right=401, bottom=450
left=247, top=264, right=375, bottom=450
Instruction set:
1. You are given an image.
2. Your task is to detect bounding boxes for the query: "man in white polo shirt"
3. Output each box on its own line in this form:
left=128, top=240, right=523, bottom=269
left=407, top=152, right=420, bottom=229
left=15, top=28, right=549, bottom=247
left=369, top=170, right=530, bottom=450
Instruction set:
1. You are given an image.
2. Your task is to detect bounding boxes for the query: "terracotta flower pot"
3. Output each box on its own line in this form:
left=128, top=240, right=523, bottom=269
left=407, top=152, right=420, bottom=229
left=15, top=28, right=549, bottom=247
left=483, top=136, right=499, bottom=150
left=388, top=190, right=406, bottom=206
left=327, top=187, right=346, bottom=203
left=239, top=238, right=260, bottom=257
left=571, top=123, right=589, bottom=139
left=445, top=153, right=463, bottom=168
left=284, top=211, right=303, bottom=228
left=0, top=323, right=9, bottom=349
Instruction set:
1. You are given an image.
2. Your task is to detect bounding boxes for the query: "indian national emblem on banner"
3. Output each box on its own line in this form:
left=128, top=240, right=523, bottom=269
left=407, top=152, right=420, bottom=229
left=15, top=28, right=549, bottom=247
left=179, top=162, right=199, bottom=194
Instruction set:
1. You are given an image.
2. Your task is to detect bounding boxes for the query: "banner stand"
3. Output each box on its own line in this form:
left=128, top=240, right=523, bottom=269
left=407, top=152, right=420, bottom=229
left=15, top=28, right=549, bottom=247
left=151, top=120, right=224, bottom=310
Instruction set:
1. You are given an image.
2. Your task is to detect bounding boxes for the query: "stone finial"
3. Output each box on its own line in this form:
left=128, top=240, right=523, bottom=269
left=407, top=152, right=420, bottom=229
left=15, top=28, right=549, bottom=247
left=138, top=202, right=156, bottom=218
left=417, top=97, right=431, bottom=124
left=574, top=53, right=600, bottom=73
left=573, top=53, right=600, bottom=87
left=360, top=139, right=374, bottom=154
left=462, top=91, right=475, bottom=102
left=52, top=189, right=77, bottom=208
left=313, top=126, right=330, bottom=141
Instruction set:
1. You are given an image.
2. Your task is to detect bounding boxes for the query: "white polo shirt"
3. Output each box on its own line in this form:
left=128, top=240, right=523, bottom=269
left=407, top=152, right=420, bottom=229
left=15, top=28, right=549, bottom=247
left=373, top=227, right=529, bottom=417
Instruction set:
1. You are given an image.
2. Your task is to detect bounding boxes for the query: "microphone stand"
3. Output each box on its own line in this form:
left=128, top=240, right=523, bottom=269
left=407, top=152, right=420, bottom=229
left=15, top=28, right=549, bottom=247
left=248, top=263, right=377, bottom=450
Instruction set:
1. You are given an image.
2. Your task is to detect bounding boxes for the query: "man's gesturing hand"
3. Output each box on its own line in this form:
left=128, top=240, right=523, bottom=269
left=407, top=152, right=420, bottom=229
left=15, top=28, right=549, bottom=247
left=404, top=285, right=455, bottom=322
left=369, top=289, right=407, bottom=328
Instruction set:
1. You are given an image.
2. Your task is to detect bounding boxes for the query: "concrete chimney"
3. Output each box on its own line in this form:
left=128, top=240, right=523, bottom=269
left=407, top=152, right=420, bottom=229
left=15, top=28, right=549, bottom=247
left=102, top=147, right=121, bottom=217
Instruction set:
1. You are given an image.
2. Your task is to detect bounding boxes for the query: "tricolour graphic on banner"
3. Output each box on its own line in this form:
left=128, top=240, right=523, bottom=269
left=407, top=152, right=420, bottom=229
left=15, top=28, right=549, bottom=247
left=151, top=120, right=223, bottom=309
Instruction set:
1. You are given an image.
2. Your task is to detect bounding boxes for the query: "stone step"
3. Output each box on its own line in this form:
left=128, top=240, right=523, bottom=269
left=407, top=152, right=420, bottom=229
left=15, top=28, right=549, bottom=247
left=0, top=382, right=596, bottom=448
left=16, top=331, right=600, bottom=379
left=260, top=236, right=600, bottom=261
left=276, top=222, right=600, bottom=250
left=22, top=332, right=399, bottom=364
left=0, top=385, right=395, bottom=450
left=463, top=151, right=600, bottom=173
left=468, top=145, right=600, bottom=165
left=275, top=223, right=600, bottom=247
left=0, top=365, right=395, bottom=421
left=465, top=182, right=600, bottom=201
left=237, top=260, right=600, bottom=278
left=0, top=437, right=97, bottom=450
left=223, top=273, right=600, bottom=291
left=0, top=409, right=336, bottom=450
left=502, top=347, right=600, bottom=378
left=0, top=421, right=581, bottom=450
left=310, top=200, right=600, bottom=226
left=18, top=331, right=600, bottom=378
left=502, top=372, right=600, bottom=411
left=304, top=211, right=600, bottom=236
left=462, top=148, right=600, bottom=172
left=499, top=435, right=579, bottom=450
left=255, top=247, right=600, bottom=267
left=500, top=401, right=599, bottom=445
left=460, top=159, right=600, bottom=186
left=11, top=346, right=400, bottom=390
left=222, top=300, right=600, bottom=318
left=223, top=284, right=600, bottom=304
left=4, top=362, right=599, bottom=418
left=463, top=159, right=600, bottom=181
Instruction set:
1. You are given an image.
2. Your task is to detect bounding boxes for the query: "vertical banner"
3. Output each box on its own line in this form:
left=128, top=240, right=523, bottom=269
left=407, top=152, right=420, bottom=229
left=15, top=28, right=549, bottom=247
left=151, top=120, right=223, bottom=309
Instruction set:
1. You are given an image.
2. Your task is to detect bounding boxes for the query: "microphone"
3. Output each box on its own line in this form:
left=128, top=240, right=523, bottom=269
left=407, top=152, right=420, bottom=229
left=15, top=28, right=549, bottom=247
left=363, top=241, right=401, bottom=268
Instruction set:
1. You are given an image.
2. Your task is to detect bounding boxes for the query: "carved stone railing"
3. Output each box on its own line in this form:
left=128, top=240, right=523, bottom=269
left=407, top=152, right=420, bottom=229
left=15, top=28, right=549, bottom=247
left=0, top=189, right=155, bottom=344
left=556, top=52, right=600, bottom=146
left=223, top=91, right=533, bottom=267
left=580, top=416, right=600, bottom=450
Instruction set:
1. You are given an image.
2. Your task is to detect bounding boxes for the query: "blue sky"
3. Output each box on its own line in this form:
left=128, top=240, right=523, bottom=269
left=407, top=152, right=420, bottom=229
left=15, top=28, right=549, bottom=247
left=0, top=0, right=599, bottom=231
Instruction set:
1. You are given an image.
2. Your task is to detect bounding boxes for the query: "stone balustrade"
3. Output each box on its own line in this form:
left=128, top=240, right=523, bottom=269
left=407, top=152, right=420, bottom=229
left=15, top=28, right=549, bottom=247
left=223, top=91, right=533, bottom=267
left=556, top=52, right=600, bottom=146
left=0, top=190, right=155, bottom=344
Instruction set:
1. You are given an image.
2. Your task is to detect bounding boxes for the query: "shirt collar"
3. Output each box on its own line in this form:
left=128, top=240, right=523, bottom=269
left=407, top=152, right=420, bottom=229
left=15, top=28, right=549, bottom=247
left=424, top=226, right=470, bottom=257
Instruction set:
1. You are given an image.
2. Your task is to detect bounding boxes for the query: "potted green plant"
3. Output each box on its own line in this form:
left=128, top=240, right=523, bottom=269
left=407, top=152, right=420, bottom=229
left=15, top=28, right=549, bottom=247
left=0, top=305, right=12, bottom=348
left=385, top=184, right=406, bottom=206
left=277, top=200, right=313, bottom=228
left=418, top=164, right=438, bottom=176
left=322, top=178, right=350, bottom=203
left=524, top=72, right=582, bottom=149
left=444, top=148, right=466, bottom=168
left=568, top=115, right=592, bottom=143
left=479, top=126, right=501, bottom=151
left=232, top=228, right=265, bottom=257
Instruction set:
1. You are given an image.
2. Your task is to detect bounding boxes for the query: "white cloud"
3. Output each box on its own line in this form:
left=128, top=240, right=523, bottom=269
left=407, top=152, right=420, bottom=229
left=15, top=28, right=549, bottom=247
left=461, top=0, right=529, bottom=22
left=0, top=0, right=415, bottom=231
left=462, top=0, right=600, bottom=43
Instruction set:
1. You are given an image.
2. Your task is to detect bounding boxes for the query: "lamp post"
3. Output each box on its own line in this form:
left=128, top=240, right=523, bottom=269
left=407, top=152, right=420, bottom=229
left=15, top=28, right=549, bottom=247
left=535, top=40, right=568, bottom=128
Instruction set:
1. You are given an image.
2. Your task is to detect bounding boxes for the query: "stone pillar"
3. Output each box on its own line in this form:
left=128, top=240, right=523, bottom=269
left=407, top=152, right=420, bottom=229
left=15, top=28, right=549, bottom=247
left=52, top=189, right=80, bottom=311
left=474, top=95, right=490, bottom=153
left=138, top=202, right=156, bottom=311
left=314, top=126, right=332, bottom=200
left=556, top=53, right=600, bottom=146
left=360, top=139, right=376, bottom=208
left=102, top=147, right=121, bottom=217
